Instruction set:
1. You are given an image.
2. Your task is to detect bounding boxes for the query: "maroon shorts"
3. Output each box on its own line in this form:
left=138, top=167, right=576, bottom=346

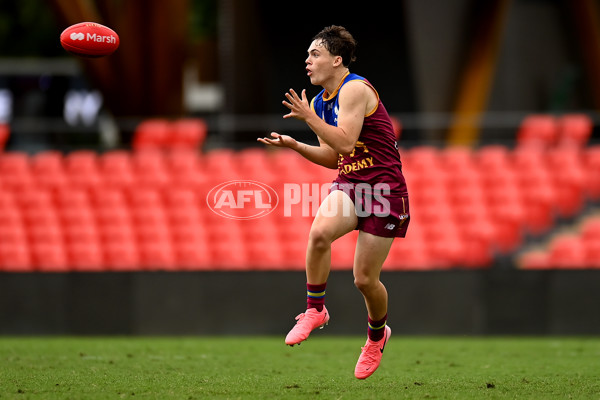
left=330, top=181, right=410, bottom=238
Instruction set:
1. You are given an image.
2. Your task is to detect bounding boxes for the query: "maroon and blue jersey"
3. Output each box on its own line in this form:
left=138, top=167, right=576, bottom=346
left=310, top=72, right=408, bottom=196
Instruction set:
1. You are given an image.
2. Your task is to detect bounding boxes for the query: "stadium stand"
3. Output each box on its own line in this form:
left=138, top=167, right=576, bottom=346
left=0, top=113, right=598, bottom=271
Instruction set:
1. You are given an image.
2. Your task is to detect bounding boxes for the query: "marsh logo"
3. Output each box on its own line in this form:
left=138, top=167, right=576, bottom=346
left=207, top=180, right=279, bottom=220
left=70, top=32, right=84, bottom=40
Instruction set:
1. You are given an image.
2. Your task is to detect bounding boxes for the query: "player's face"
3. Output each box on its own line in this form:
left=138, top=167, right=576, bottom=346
left=305, top=40, right=337, bottom=86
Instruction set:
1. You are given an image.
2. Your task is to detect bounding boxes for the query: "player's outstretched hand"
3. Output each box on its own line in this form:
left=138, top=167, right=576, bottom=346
left=257, top=132, right=298, bottom=149
left=283, top=89, right=311, bottom=121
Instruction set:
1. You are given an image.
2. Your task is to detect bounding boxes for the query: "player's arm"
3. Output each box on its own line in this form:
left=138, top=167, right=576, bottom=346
left=257, top=132, right=339, bottom=169
left=283, top=84, right=368, bottom=155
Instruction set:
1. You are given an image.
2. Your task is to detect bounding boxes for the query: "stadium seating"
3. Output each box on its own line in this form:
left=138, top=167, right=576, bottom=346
left=519, top=215, right=600, bottom=269
left=0, top=124, right=9, bottom=151
left=132, top=118, right=207, bottom=151
left=0, top=113, right=597, bottom=271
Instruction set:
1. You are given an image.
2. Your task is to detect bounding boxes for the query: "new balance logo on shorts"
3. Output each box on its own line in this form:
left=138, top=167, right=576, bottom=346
left=384, top=223, right=396, bottom=230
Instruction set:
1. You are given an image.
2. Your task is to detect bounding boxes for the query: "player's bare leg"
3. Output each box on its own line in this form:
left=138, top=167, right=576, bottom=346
left=353, top=231, right=394, bottom=379
left=306, top=190, right=358, bottom=284
left=285, top=190, right=357, bottom=346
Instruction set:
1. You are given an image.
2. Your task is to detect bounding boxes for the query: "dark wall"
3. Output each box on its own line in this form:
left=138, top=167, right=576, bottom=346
left=1, top=270, right=599, bottom=336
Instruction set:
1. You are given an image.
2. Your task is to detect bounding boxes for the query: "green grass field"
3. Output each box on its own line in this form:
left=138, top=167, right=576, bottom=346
left=1, top=336, right=599, bottom=399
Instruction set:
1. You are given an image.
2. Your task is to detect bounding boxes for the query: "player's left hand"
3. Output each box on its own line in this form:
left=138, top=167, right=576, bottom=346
left=282, top=89, right=311, bottom=121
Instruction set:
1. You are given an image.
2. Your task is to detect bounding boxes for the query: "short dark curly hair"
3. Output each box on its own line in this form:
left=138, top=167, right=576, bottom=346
left=313, top=25, right=357, bottom=67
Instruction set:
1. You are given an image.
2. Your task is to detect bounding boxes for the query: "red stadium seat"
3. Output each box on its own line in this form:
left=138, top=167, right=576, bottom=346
left=67, top=236, right=106, bottom=271
left=103, top=239, right=140, bottom=271
left=236, top=147, right=279, bottom=183
left=486, top=199, right=525, bottom=253
left=55, top=187, right=90, bottom=209
left=0, top=152, right=34, bottom=190
left=137, top=240, right=176, bottom=270
left=556, top=113, right=592, bottom=147
left=169, top=118, right=207, bottom=149
left=548, top=235, right=586, bottom=269
left=331, top=231, right=358, bottom=270
left=584, top=146, right=600, bottom=200
left=551, top=166, right=586, bottom=218
left=64, top=150, right=103, bottom=187
left=582, top=238, right=600, bottom=268
left=100, top=151, right=135, bottom=187
left=132, top=150, right=170, bottom=188
left=0, top=241, right=32, bottom=271
left=165, top=149, right=207, bottom=187
left=0, top=124, right=9, bottom=151
left=403, top=146, right=442, bottom=173
left=581, top=217, right=600, bottom=241
left=516, top=114, right=557, bottom=148
left=390, top=115, right=402, bottom=139
left=91, top=187, right=128, bottom=209
left=58, top=208, right=97, bottom=264
left=31, top=242, right=67, bottom=272
left=475, top=145, right=511, bottom=173
left=202, top=148, right=239, bottom=177
left=210, top=237, right=250, bottom=270
left=0, top=212, right=31, bottom=271
left=439, top=146, right=476, bottom=172
left=518, top=250, right=551, bottom=269
left=127, top=187, right=163, bottom=210
left=31, top=151, right=68, bottom=189
left=132, top=118, right=171, bottom=151
left=520, top=186, right=555, bottom=235
left=173, top=238, right=212, bottom=269
left=133, top=118, right=207, bottom=151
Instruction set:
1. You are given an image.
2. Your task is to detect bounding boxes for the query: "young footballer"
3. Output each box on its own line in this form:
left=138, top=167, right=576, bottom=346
left=258, top=25, right=409, bottom=379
